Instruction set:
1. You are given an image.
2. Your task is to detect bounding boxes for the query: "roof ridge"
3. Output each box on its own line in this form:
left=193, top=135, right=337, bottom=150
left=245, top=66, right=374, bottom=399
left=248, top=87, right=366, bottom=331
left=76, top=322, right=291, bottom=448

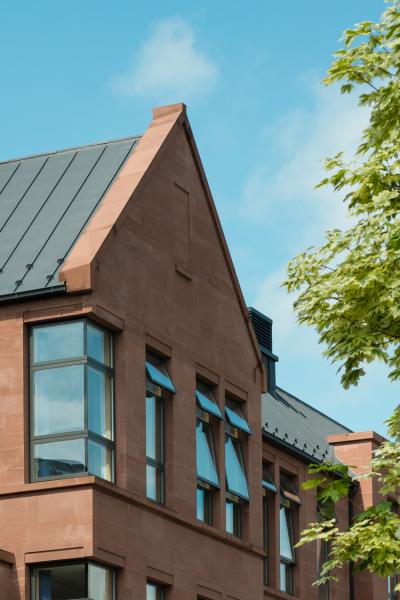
left=276, top=385, right=352, bottom=433
left=0, top=134, right=142, bottom=165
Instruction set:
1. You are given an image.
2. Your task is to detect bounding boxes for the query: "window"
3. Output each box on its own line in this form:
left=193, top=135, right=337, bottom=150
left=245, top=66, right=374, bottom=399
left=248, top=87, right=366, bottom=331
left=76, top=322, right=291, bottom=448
left=30, top=320, right=114, bottom=482
left=31, top=561, right=115, bottom=599
left=146, top=353, right=175, bottom=502
left=226, top=497, right=241, bottom=536
left=388, top=574, right=398, bottom=599
left=225, top=398, right=251, bottom=537
left=147, top=581, right=165, bottom=599
left=196, top=382, right=221, bottom=525
left=317, top=501, right=331, bottom=600
left=263, top=464, right=276, bottom=585
left=279, top=473, right=300, bottom=595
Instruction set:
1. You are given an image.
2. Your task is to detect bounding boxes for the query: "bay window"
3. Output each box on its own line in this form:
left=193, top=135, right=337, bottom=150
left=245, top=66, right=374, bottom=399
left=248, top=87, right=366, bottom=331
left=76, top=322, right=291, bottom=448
left=30, top=320, right=114, bottom=482
left=31, top=561, right=115, bottom=600
left=225, top=398, right=251, bottom=537
left=196, top=382, right=221, bottom=524
left=146, top=353, right=175, bottom=502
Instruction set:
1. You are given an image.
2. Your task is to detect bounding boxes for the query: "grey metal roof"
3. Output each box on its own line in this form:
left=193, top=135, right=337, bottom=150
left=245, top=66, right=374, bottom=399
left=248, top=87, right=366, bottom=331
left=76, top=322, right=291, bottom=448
left=0, top=136, right=140, bottom=301
left=262, top=386, right=352, bottom=463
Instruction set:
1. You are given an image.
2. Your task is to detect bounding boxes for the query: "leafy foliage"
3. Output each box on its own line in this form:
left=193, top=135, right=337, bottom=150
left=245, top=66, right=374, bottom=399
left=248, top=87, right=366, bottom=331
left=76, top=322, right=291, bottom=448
left=284, top=0, right=400, bottom=588
left=284, top=1, right=400, bottom=389
left=297, top=428, right=400, bottom=588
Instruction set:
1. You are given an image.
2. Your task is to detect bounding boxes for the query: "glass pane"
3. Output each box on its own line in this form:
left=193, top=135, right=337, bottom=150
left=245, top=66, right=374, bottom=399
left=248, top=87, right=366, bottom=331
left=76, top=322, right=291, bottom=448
left=226, top=500, right=234, bottom=534
left=225, top=405, right=252, bottom=435
left=88, top=563, right=114, bottom=600
left=147, top=582, right=163, bottom=600
left=37, top=563, right=86, bottom=599
left=33, top=365, right=85, bottom=436
left=262, top=464, right=277, bottom=492
left=197, top=487, right=205, bottom=521
left=225, top=436, right=249, bottom=500
left=196, top=420, right=219, bottom=486
left=33, top=321, right=84, bottom=363
left=146, top=394, right=162, bottom=461
left=280, top=506, right=294, bottom=561
left=145, top=361, right=175, bottom=393
left=195, top=390, right=222, bottom=419
left=280, top=562, right=287, bottom=593
left=226, top=500, right=240, bottom=536
left=33, top=438, right=86, bottom=479
left=146, top=464, right=163, bottom=502
left=88, top=367, right=113, bottom=439
left=88, top=323, right=112, bottom=366
left=88, top=439, right=113, bottom=481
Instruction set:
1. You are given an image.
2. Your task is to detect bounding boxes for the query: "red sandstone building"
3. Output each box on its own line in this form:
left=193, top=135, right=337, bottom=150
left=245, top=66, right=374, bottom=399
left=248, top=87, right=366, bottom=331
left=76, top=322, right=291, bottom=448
left=0, top=104, right=393, bottom=599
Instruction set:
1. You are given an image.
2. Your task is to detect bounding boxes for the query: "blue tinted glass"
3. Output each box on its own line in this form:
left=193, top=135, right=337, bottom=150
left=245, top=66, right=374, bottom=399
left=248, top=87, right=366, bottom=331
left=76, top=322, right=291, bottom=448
left=196, top=390, right=222, bottom=418
left=197, top=487, right=205, bottom=521
left=263, top=480, right=277, bottom=493
left=226, top=501, right=234, bottom=534
left=196, top=421, right=219, bottom=486
left=146, top=464, right=157, bottom=500
left=88, top=367, right=112, bottom=439
left=280, top=506, right=294, bottom=561
left=88, top=563, right=114, bottom=600
left=87, top=323, right=112, bottom=366
left=88, top=439, right=113, bottom=481
left=34, top=365, right=84, bottom=435
left=38, top=564, right=86, bottom=600
left=146, top=394, right=157, bottom=460
left=38, top=571, right=51, bottom=600
left=147, top=583, right=160, bottom=600
left=225, top=406, right=252, bottom=435
left=225, top=436, right=249, bottom=500
left=33, top=321, right=84, bottom=363
left=33, top=438, right=86, bottom=479
left=145, top=362, right=175, bottom=393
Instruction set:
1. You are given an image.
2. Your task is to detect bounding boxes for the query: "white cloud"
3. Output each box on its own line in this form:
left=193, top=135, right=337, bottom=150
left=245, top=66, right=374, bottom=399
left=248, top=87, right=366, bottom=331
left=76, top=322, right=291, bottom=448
left=111, top=17, right=218, bottom=102
left=242, top=83, right=369, bottom=240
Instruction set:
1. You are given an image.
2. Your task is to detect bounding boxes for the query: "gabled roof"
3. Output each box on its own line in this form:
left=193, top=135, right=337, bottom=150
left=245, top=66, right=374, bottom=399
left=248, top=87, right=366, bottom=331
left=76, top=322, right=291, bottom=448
left=262, top=386, right=352, bottom=463
left=0, top=136, right=140, bottom=301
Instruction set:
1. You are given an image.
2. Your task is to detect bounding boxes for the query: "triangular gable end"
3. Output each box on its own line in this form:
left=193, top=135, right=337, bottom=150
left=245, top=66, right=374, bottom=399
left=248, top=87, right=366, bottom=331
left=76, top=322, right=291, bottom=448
left=59, top=103, right=262, bottom=370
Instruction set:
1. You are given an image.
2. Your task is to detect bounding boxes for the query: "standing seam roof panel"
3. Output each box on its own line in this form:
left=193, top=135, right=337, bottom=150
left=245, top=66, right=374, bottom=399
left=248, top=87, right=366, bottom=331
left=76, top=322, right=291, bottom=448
left=0, top=136, right=140, bottom=298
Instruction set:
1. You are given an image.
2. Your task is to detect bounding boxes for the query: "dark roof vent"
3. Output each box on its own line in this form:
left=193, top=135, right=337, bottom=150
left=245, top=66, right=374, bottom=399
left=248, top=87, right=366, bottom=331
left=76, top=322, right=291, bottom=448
left=248, top=307, right=273, bottom=354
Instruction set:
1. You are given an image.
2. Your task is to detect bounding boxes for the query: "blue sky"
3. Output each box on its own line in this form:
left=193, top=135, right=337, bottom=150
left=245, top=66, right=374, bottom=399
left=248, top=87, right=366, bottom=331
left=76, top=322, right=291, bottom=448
left=1, top=0, right=397, bottom=434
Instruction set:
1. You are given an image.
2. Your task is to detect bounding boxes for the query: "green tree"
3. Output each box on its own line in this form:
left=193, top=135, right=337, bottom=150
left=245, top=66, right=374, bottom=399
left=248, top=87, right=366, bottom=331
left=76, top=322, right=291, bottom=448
left=284, top=0, right=400, bottom=588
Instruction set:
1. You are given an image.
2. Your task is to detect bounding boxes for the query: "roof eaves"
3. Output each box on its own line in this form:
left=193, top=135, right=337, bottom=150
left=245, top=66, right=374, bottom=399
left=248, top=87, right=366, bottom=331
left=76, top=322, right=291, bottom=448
left=0, top=284, right=66, bottom=304
left=262, top=428, right=331, bottom=464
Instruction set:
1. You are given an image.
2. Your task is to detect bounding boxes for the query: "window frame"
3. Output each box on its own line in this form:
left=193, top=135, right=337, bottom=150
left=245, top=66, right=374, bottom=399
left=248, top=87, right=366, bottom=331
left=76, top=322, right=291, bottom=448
left=195, top=381, right=221, bottom=525
left=30, top=559, right=116, bottom=600
left=147, top=580, right=165, bottom=599
left=29, top=319, right=115, bottom=483
left=262, top=463, right=276, bottom=585
left=226, top=493, right=242, bottom=537
left=224, top=428, right=250, bottom=501
left=146, top=380, right=166, bottom=503
left=196, top=481, right=213, bottom=524
left=279, top=495, right=296, bottom=595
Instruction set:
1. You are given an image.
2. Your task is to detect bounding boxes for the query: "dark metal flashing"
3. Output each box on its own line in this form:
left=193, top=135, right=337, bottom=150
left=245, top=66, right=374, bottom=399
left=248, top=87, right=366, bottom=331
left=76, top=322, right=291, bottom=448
left=0, top=284, right=66, bottom=305
left=262, top=429, right=325, bottom=464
